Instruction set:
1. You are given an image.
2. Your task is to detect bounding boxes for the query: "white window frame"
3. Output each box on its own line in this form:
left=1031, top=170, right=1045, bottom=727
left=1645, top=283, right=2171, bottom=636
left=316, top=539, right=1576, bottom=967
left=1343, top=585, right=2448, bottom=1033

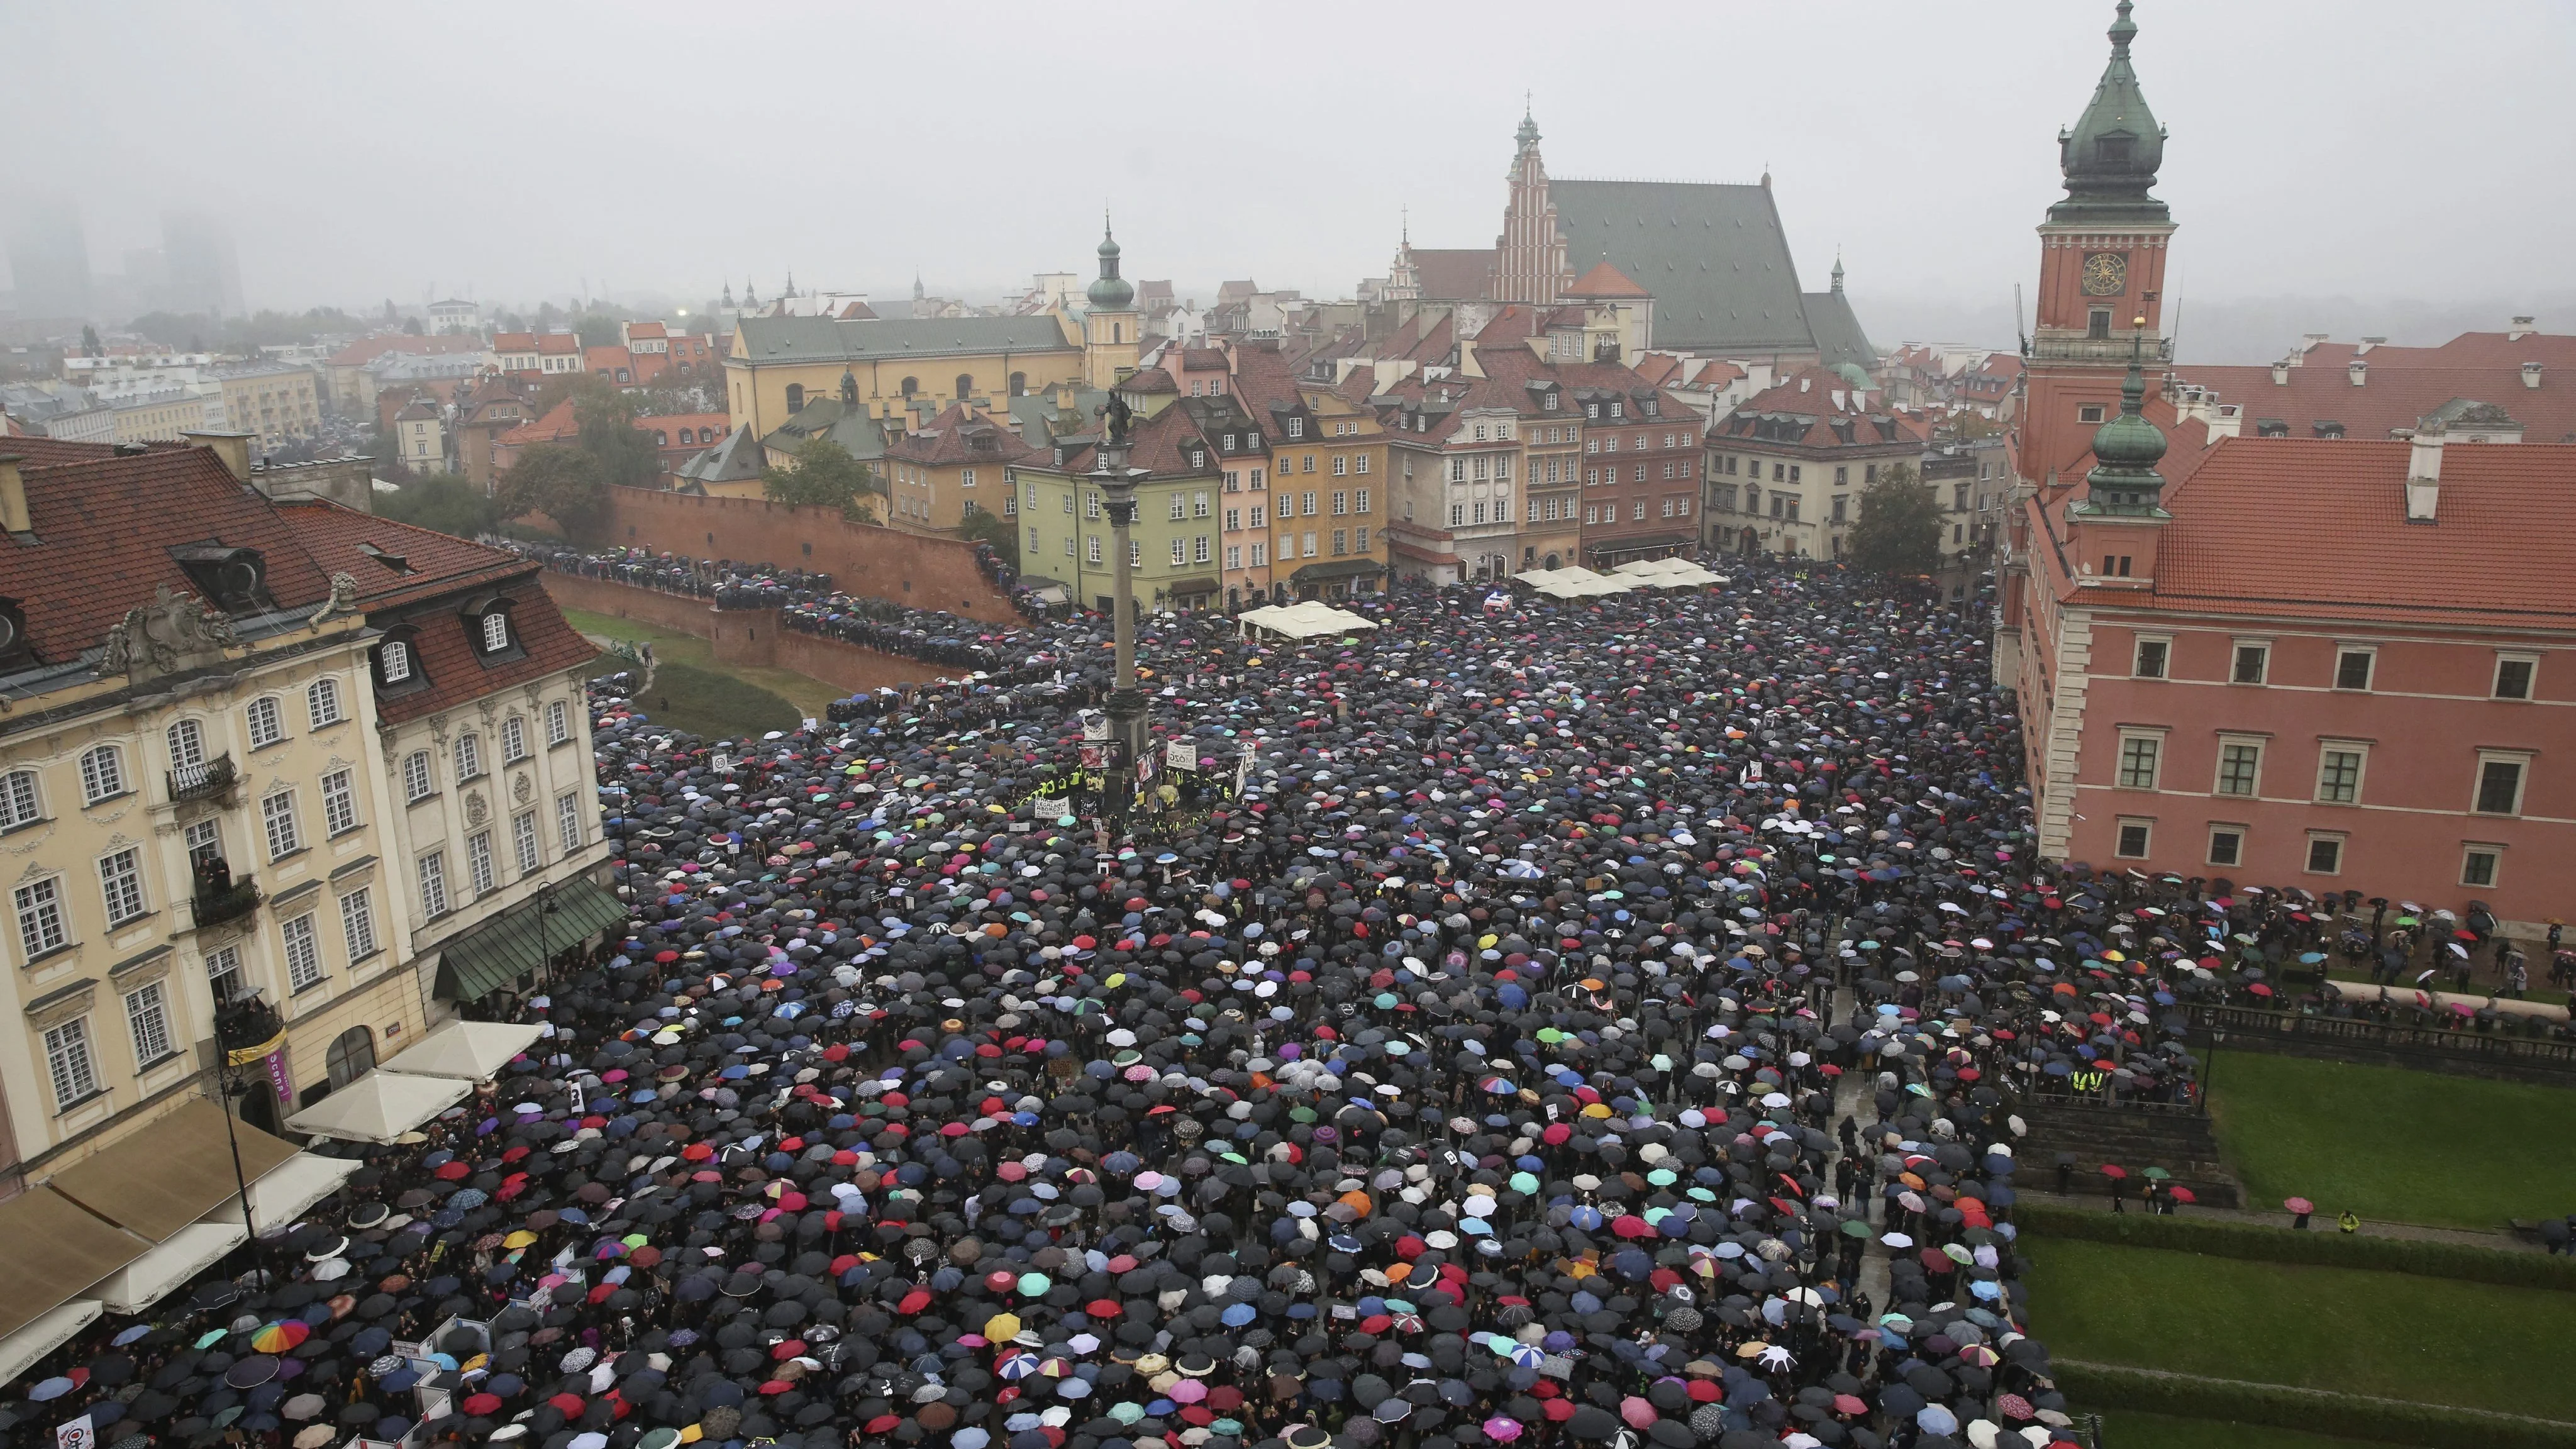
left=2112, top=817, right=2154, bottom=859
left=2461, top=843, right=2503, bottom=890
left=502, top=714, right=528, bottom=762
left=79, top=745, right=126, bottom=804
left=204, top=943, right=245, bottom=1001
left=282, top=911, right=324, bottom=992
left=2206, top=824, right=2245, bottom=868
left=2131, top=635, right=2170, bottom=680
left=545, top=699, right=572, bottom=747
left=2303, top=831, right=2347, bottom=876
left=557, top=792, right=582, bottom=853
left=321, top=767, right=358, bottom=836
left=262, top=789, right=302, bottom=859
left=98, top=847, right=147, bottom=927
left=341, top=886, right=379, bottom=960
left=1, top=769, right=39, bottom=830
left=418, top=851, right=450, bottom=918
left=2314, top=743, right=2367, bottom=806
left=2212, top=736, right=2265, bottom=798
left=15, top=876, right=69, bottom=960
left=247, top=696, right=286, bottom=749
left=456, top=732, right=483, bottom=780
left=467, top=830, right=495, bottom=896
left=2115, top=730, right=2163, bottom=791
left=167, top=718, right=206, bottom=770
left=480, top=611, right=511, bottom=653
left=404, top=750, right=435, bottom=802
left=2473, top=751, right=2531, bottom=817
left=514, top=810, right=542, bottom=875
left=307, top=676, right=344, bottom=728
left=380, top=639, right=414, bottom=683
left=2332, top=645, right=2377, bottom=692
left=124, top=980, right=174, bottom=1066
left=2229, top=639, right=2272, bottom=686
left=43, top=1017, right=99, bottom=1110
left=2494, top=652, right=2538, bottom=701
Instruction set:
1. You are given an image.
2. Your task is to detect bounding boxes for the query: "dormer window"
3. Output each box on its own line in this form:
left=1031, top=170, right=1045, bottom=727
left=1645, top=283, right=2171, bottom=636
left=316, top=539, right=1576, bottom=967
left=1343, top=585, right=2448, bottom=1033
left=1642, top=398, right=1659, bottom=418
left=1609, top=401, right=1624, bottom=419
left=381, top=640, right=413, bottom=682
left=480, top=612, right=510, bottom=653
left=1543, top=394, right=1558, bottom=411
left=170, top=543, right=273, bottom=614
left=1585, top=403, right=1600, bottom=419
left=462, top=594, right=523, bottom=665
left=375, top=626, right=426, bottom=694
left=1286, top=418, right=1304, bottom=440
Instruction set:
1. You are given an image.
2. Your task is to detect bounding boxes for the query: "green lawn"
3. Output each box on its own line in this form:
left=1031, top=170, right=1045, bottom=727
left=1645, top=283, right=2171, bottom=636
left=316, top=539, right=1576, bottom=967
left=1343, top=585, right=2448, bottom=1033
left=2096, top=1411, right=2397, bottom=1449
left=562, top=608, right=845, bottom=724
left=2024, top=1240, right=2576, bottom=1421
left=2208, top=1052, right=2576, bottom=1230
left=621, top=660, right=802, bottom=744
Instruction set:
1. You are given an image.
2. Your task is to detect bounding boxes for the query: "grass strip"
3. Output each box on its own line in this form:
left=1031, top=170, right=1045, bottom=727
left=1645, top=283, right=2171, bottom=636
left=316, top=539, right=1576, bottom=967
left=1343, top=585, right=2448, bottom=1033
left=2014, top=1201, right=2571, bottom=1289
left=2057, top=1362, right=2576, bottom=1449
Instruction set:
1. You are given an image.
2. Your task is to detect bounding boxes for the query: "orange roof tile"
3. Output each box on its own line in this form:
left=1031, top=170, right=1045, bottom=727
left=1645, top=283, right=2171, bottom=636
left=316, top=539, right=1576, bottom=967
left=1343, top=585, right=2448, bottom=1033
left=1565, top=260, right=1649, bottom=299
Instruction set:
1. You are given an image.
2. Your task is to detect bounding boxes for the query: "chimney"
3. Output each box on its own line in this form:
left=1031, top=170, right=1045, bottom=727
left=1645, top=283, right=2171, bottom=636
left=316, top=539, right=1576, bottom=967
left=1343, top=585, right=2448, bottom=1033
left=2298, top=332, right=2329, bottom=357
left=2405, top=421, right=2445, bottom=521
left=2509, top=315, right=2536, bottom=341
left=2348, top=359, right=2367, bottom=387
left=183, top=430, right=254, bottom=482
left=2525, top=362, right=2545, bottom=390
left=2271, top=360, right=2290, bottom=385
left=2357, top=336, right=2385, bottom=354
left=0, top=457, right=27, bottom=535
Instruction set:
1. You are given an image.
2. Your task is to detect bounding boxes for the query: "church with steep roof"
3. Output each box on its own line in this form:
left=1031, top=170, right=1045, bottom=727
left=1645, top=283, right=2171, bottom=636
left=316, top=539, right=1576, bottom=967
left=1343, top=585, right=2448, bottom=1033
left=1376, top=108, right=1873, bottom=373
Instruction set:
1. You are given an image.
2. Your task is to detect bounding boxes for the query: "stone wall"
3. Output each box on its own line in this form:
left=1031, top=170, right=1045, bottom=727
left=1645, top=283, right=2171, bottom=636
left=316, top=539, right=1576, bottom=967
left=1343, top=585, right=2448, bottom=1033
left=592, top=487, right=1019, bottom=626
left=539, top=572, right=718, bottom=636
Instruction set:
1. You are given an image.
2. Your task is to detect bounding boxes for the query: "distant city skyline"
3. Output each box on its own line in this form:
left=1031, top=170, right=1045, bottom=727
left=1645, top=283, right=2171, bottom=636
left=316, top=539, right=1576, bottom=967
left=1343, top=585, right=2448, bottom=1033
left=3, top=0, right=2568, bottom=355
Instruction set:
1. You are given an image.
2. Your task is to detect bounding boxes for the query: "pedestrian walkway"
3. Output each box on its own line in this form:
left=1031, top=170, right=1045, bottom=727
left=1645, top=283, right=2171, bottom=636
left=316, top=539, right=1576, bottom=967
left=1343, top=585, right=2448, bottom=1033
left=1830, top=1067, right=1895, bottom=1306
left=2017, top=1186, right=2536, bottom=1251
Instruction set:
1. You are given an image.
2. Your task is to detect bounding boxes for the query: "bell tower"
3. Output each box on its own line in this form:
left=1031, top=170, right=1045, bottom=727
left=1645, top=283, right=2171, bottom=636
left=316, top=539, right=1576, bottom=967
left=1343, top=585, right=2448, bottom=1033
left=2026, top=1, right=2175, bottom=494
left=1082, top=216, right=1141, bottom=389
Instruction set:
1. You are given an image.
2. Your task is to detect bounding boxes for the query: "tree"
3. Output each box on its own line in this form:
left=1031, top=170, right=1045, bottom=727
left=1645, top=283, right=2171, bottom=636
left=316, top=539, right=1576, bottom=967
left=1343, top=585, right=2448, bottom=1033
left=401, top=316, right=423, bottom=336
left=378, top=473, right=502, bottom=538
left=574, top=311, right=631, bottom=348
left=958, top=504, right=1018, bottom=571
left=496, top=442, right=608, bottom=539
left=1844, top=460, right=1943, bottom=575
left=79, top=325, right=101, bottom=357
left=566, top=383, right=662, bottom=491
left=761, top=436, right=879, bottom=523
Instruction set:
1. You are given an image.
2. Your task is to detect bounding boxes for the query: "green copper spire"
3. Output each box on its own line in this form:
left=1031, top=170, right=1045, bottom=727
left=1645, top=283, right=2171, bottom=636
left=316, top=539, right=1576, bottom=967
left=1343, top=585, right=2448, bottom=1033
left=1516, top=96, right=1540, bottom=150
left=1087, top=214, right=1134, bottom=311
left=2084, top=331, right=2169, bottom=514
left=2051, top=0, right=2168, bottom=225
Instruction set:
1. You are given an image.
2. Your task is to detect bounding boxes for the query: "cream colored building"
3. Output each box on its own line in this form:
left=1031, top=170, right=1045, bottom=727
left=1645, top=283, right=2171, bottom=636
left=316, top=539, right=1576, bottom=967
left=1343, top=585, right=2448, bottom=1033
left=108, top=390, right=213, bottom=444
left=0, top=436, right=609, bottom=1197
left=216, top=365, right=322, bottom=447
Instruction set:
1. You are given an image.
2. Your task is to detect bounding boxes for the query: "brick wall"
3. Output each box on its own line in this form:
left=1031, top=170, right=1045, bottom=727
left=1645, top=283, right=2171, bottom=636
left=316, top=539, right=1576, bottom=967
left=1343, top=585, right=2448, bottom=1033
left=594, top=486, right=1018, bottom=626
left=539, top=573, right=953, bottom=697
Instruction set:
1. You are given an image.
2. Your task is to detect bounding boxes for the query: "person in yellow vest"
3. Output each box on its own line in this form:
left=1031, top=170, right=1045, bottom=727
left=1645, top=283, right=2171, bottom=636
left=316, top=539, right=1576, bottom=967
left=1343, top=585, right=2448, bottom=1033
left=2338, top=1210, right=2362, bottom=1235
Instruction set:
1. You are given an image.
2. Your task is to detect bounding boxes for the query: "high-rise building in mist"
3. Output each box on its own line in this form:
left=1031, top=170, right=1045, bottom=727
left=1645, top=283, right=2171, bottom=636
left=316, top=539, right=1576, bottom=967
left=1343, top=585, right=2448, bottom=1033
left=5, top=192, right=93, bottom=321
left=161, top=209, right=243, bottom=318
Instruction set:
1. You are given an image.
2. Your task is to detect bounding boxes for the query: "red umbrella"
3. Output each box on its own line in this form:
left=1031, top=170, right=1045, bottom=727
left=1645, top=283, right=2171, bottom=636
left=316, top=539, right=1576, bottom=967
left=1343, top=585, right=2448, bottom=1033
left=2284, top=1196, right=2316, bottom=1214
left=2169, top=1187, right=2198, bottom=1204
left=462, top=1395, right=502, bottom=1417
left=2099, top=1164, right=2128, bottom=1180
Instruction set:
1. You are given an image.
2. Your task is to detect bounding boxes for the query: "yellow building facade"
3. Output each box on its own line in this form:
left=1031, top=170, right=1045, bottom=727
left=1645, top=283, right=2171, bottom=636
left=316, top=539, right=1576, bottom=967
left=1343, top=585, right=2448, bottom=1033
left=217, top=366, right=323, bottom=447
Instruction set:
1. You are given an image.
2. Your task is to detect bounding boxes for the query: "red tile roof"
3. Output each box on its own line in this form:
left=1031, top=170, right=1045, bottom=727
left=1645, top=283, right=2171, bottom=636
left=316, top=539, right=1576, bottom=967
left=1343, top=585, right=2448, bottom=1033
left=1714, top=367, right=1931, bottom=450
left=274, top=500, right=527, bottom=609
left=1408, top=249, right=1496, bottom=302
left=536, top=333, right=581, bottom=356
left=1565, top=260, right=1649, bottom=299
left=880, top=404, right=1044, bottom=469
left=2115, top=439, right=2576, bottom=628
left=2172, top=358, right=2575, bottom=446
left=1, top=437, right=127, bottom=469
left=497, top=401, right=579, bottom=450
left=9, top=447, right=334, bottom=663
left=586, top=345, right=635, bottom=375
left=625, top=321, right=669, bottom=340
left=492, top=331, right=538, bottom=353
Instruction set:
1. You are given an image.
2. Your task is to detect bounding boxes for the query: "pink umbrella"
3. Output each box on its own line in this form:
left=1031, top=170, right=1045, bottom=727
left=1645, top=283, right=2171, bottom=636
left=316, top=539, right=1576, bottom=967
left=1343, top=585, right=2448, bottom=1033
left=1169, top=1381, right=1208, bottom=1405
left=1484, top=1418, right=1523, bottom=1443
left=1619, top=1397, right=1656, bottom=1429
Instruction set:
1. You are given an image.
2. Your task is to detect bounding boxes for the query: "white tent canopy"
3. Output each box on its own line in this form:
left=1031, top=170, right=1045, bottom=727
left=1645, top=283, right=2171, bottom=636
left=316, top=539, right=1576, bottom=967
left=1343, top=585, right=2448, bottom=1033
left=94, top=1221, right=245, bottom=1314
left=203, top=1152, right=365, bottom=1234
left=1238, top=601, right=1379, bottom=640
left=379, top=1019, right=545, bottom=1082
left=0, top=1299, right=101, bottom=1383
left=1528, top=567, right=1643, bottom=599
left=284, top=1071, right=470, bottom=1145
left=1612, top=557, right=1728, bottom=587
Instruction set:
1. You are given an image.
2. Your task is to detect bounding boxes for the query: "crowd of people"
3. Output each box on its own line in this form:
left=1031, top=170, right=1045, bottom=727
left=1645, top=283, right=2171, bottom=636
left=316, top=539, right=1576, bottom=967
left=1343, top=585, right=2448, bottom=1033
left=9, top=558, right=2552, bottom=1449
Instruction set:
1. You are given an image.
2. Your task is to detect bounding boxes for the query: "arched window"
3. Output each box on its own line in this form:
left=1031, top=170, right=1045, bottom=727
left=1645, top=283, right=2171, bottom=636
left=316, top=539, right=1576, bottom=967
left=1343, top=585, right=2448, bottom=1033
left=900, top=377, right=919, bottom=399
left=784, top=384, right=805, bottom=413
left=1009, top=372, right=1026, bottom=397
left=479, top=611, right=511, bottom=653
left=168, top=718, right=205, bottom=770
left=326, top=1026, right=376, bottom=1090
left=306, top=676, right=343, bottom=728
left=80, top=745, right=126, bottom=804
left=379, top=638, right=414, bottom=684
left=955, top=373, right=975, bottom=401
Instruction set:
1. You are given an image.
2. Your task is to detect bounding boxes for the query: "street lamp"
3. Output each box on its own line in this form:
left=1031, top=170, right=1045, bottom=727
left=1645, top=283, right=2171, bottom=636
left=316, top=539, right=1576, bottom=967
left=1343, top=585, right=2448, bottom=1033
left=1092, top=406, right=1148, bottom=836
left=2203, top=1025, right=2226, bottom=1115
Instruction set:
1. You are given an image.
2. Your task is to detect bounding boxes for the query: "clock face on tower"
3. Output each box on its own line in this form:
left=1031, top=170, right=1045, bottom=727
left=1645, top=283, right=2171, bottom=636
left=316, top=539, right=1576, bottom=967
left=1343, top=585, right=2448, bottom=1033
left=2082, top=252, right=2128, bottom=297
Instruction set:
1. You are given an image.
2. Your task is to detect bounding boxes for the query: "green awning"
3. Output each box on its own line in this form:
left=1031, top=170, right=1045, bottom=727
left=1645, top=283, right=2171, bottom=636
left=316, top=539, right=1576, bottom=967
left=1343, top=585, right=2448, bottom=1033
left=433, top=877, right=626, bottom=1001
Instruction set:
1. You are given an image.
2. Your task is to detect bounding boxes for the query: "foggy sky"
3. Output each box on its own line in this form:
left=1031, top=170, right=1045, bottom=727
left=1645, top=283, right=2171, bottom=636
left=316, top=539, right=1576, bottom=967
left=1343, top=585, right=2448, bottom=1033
left=6, top=0, right=2570, bottom=335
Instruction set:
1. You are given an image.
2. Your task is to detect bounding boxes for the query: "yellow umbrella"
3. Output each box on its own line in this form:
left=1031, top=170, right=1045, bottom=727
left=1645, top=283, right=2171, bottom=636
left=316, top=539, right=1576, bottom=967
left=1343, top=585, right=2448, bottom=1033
left=985, top=1311, right=1023, bottom=1341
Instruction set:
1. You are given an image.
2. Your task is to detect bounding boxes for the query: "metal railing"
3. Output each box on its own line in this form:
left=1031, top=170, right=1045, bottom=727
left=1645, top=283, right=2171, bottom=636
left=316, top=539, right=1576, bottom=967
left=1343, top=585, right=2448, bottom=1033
left=190, top=876, right=262, bottom=930
left=2029, top=331, right=2175, bottom=365
left=2187, top=1002, right=2576, bottom=1067
left=168, top=753, right=238, bottom=805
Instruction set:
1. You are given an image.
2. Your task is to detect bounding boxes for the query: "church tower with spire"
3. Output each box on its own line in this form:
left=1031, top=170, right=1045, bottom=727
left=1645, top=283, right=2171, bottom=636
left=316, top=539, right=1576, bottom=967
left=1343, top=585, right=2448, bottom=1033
left=1493, top=101, right=1568, bottom=306
left=2024, top=1, right=2177, bottom=494
left=1080, top=216, right=1141, bottom=389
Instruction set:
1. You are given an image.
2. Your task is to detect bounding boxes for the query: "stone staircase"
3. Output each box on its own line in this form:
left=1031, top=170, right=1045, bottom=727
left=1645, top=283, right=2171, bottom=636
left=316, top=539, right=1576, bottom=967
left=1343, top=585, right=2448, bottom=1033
left=2012, top=1097, right=2243, bottom=1209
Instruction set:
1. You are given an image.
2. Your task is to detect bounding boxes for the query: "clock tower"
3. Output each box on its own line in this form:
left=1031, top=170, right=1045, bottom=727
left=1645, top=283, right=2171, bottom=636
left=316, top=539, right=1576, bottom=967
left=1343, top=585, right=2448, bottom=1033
left=2025, top=1, right=2174, bottom=494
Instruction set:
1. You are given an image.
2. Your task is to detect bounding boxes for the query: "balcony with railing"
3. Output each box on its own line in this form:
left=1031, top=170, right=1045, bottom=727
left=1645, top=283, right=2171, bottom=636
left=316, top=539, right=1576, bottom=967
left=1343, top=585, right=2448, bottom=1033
left=189, top=875, right=261, bottom=930
left=169, top=753, right=238, bottom=806
left=2028, top=330, right=2174, bottom=365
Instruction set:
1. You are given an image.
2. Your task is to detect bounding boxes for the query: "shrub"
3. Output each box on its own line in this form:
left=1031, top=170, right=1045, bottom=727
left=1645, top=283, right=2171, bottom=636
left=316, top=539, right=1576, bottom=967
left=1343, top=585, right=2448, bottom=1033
left=2014, top=1201, right=2576, bottom=1291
